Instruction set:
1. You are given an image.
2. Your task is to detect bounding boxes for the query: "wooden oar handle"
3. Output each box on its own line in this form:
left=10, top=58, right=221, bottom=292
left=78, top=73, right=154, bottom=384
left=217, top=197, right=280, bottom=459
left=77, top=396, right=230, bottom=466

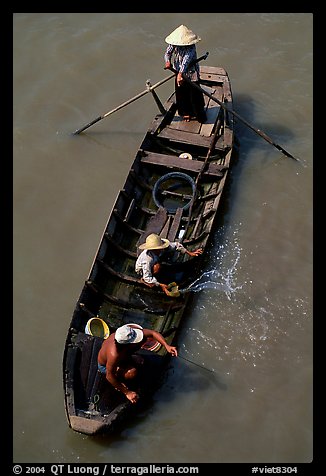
left=164, top=51, right=209, bottom=71
left=73, top=73, right=175, bottom=135
left=191, top=51, right=209, bottom=66
left=74, top=116, right=102, bottom=135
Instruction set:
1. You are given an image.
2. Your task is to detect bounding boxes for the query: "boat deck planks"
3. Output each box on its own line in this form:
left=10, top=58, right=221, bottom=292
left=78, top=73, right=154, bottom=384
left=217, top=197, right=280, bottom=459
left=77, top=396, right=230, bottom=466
left=140, top=151, right=226, bottom=176
left=158, top=84, right=224, bottom=142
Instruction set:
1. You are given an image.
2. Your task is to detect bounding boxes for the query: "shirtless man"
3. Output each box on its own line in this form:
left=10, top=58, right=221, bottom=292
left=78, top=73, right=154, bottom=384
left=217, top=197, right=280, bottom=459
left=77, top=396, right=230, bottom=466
left=98, top=323, right=177, bottom=404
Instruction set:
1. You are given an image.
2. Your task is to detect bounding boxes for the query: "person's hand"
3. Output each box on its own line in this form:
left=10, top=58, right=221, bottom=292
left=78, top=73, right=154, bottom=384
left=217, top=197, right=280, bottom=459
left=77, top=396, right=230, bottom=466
left=125, top=390, right=139, bottom=404
left=177, top=72, right=184, bottom=86
left=160, top=283, right=170, bottom=295
left=188, top=248, right=203, bottom=257
left=166, top=345, right=178, bottom=357
left=165, top=61, right=171, bottom=70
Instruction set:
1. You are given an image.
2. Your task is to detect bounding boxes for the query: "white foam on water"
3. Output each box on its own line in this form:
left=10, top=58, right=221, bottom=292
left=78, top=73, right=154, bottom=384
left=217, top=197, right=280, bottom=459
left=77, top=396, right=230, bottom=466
left=178, top=224, right=312, bottom=372
left=181, top=227, right=246, bottom=300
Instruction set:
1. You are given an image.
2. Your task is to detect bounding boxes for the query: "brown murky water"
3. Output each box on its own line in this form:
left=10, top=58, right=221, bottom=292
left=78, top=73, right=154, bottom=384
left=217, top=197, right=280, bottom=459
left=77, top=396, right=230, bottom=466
left=13, top=13, right=312, bottom=464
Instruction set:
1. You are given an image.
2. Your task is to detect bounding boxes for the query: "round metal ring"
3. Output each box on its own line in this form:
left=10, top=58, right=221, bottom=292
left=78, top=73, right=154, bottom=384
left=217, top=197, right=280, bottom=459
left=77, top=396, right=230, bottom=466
left=152, top=172, right=196, bottom=214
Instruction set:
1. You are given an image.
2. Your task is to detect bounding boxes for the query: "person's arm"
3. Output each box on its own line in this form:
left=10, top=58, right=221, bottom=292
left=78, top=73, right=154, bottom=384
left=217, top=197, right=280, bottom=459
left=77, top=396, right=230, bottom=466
left=185, top=248, right=203, bottom=257
left=137, top=253, right=160, bottom=286
left=164, top=44, right=174, bottom=69
left=144, top=329, right=178, bottom=356
left=105, top=360, right=139, bottom=404
left=139, top=255, right=171, bottom=295
left=172, top=241, right=203, bottom=257
left=141, top=262, right=159, bottom=286
left=158, top=282, right=170, bottom=295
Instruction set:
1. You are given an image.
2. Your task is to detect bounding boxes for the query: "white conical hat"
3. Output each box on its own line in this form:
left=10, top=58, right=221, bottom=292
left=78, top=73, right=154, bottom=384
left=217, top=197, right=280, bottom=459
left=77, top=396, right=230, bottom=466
left=165, top=25, right=201, bottom=46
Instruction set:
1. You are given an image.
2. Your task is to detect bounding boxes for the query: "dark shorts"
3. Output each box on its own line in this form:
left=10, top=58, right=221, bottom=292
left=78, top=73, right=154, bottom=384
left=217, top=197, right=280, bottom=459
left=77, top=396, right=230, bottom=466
left=97, top=362, right=106, bottom=374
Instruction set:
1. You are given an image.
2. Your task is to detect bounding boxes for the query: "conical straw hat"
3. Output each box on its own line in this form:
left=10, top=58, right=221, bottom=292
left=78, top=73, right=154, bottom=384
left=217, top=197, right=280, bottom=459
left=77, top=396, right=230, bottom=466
left=139, top=233, right=170, bottom=250
left=165, top=25, right=201, bottom=46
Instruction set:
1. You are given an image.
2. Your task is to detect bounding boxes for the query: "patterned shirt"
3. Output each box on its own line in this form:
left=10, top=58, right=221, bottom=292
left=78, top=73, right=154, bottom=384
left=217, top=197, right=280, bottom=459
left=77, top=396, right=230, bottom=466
left=135, top=242, right=188, bottom=285
left=164, top=44, right=200, bottom=81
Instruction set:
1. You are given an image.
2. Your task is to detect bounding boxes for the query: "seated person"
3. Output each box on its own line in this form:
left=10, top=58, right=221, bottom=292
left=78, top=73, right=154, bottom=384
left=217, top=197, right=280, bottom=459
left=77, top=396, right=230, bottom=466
left=135, top=233, right=203, bottom=295
left=98, top=323, right=177, bottom=404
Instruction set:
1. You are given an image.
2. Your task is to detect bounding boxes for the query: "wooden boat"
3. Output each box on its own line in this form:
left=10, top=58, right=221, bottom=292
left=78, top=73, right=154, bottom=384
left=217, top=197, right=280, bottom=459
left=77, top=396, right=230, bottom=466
left=63, top=65, right=234, bottom=435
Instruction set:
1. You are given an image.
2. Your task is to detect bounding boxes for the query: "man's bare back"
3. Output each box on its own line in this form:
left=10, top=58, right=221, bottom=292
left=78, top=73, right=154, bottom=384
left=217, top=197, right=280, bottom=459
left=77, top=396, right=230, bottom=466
left=98, top=324, right=177, bottom=404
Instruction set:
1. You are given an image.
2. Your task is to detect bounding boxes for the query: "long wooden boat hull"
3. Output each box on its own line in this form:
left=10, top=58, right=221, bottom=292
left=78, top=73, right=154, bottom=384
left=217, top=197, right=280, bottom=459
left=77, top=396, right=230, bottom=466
left=63, top=65, right=234, bottom=435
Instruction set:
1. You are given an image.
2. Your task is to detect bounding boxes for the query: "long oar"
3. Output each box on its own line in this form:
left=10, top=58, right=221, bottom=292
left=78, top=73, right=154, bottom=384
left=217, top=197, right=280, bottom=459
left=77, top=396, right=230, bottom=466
left=167, top=66, right=299, bottom=162
left=178, top=354, right=214, bottom=373
left=73, top=73, right=175, bottom=135
left=74, top=53, right=209, bottom=135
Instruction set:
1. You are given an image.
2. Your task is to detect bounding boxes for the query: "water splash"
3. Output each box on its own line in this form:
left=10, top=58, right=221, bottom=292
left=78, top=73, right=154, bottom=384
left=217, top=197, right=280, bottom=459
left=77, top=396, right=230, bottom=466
left=181, top=238, right=244, bottom=300
left=176, top=224, right=312, bottom=370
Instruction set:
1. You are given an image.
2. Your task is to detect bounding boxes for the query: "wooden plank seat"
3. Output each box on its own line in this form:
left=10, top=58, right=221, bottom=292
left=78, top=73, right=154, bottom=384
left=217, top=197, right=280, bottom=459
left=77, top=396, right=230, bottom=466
left=140, top=151, right=228, bottom=177
left=137, top=207, right=168, bottom=250
left=167, top=86, right=218, bottom=137
left=136, top=206, right=185, bottom=250
left=167, top=207, right=183, bottom=241
left=200, top=65, right=228, bottom=76
left=157, top=126, right=228, bottom=150
left=77, top=334, right=103, bottom=403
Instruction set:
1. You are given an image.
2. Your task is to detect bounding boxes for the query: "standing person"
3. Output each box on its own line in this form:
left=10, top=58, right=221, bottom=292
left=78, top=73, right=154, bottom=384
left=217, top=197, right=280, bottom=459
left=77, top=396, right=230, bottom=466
left=135, top=233, right=203, bottom=295
left=164, top=24, right=207, bottom=123
left=98, top=323, right=177, bottom=404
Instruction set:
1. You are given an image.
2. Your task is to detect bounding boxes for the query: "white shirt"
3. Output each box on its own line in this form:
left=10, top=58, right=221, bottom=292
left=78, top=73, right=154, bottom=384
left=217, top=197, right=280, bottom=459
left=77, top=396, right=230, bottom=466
left=135, top=242, right=187, bottom=285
